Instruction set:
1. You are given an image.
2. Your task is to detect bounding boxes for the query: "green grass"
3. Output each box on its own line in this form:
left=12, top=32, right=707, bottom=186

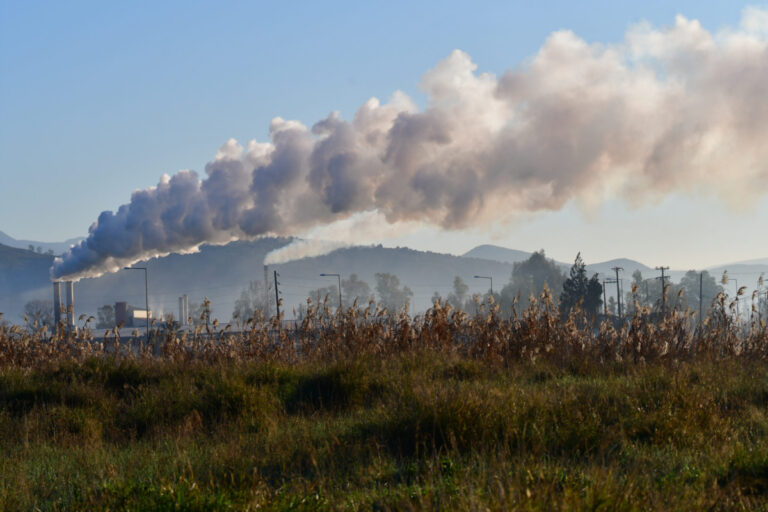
left=2, top=353, right=768, bottom=510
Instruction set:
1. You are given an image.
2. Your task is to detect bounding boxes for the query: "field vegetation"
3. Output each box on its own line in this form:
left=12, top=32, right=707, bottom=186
left=1, top=291, right=768, bottom=510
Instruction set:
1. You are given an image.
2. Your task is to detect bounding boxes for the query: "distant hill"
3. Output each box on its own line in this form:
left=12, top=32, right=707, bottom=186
left=0, top=239, right=516, bottom=323
left=586, top=258, right=653, bottom=280
left=0, top=230, right=83, bottom=256
left=276, top=245, right=515, bottom=312
left=713, top=258, right=768, bottom=268
left=461, top=246, right=654, bottom=281
left=462, top=245, right=533, bottom=264
left=1, top=236, right=766, bottom=324
left=0, top=244, right=56, bottom=320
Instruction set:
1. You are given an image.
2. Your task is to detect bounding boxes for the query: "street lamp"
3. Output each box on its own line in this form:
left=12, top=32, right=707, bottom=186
left=319, top=273, right=342, bottom=310
left=473, top=275, right=493, bottom=295
left=124, top=266, right=149, bottom=342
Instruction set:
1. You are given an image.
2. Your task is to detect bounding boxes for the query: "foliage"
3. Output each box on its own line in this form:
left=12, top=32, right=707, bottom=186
left=559, top=253, right=602, bottom=318
left=23, top=299, right=53, bottom=329
left=680, top=270, right=724, bottom=315
left=375, top=272, right=413, bottom=312
left=500, top=250, right=565, bottom=313
left=96, top=304, right=115, bottom=329
left=307, top=285, right=339, bottom=309
left=1, top=291, right=768, bottom=509
left=433, top=276, right=474, bottom=311
left=342, top=273, right=373, bottom=308
left=232, top=280, right=269, bottom=323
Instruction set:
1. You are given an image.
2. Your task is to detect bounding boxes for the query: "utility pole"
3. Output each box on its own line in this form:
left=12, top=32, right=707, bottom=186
left=611, top=267, right=624, bottom=318
left=656, top=266, right=670, bottom=316
left=605, top=276, right=618, bottom=316
left=273, top=270, right=281, bottom=328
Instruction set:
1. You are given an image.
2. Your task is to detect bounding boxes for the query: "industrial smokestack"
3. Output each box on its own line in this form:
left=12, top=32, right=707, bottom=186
left=65, top=281, right=74, bottom=330
left=52, top=281, right=62, bottom=328
left=178, top=294, right=189, bottom=327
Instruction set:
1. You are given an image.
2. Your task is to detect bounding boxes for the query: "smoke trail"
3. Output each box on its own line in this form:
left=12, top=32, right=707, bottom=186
left=53, top=9, right=768, bottom=280
left=264, top=239, right=348, bottom=265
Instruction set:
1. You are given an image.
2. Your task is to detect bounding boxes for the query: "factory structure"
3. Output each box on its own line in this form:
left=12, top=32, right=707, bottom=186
left=52, top=280, right=75, bottom=331
left=50, top=261, right=275, bottom=332
left=114, top=301, right=152, bottom=327
left=53, top=280, right=155, bottom=331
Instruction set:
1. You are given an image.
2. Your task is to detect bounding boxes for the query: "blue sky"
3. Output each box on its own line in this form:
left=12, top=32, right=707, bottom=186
left=0, top=1, right=764, bottom=268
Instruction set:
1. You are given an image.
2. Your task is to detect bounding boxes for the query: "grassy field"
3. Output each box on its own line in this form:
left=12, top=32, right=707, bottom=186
left=1, top=297, right=767, bottom=510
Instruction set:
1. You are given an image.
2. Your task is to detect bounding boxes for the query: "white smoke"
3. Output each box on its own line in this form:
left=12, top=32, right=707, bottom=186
left=54, top=9, right=768, bottom=280
left=264, top=239, right=348, bottom=265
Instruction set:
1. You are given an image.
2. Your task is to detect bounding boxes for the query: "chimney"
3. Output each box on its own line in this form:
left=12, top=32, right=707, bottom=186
left=178, top=294, right=189, bottom=326
left=52, top=281, right=62, bottom=327
left=65, top=281, right=74, bottom=330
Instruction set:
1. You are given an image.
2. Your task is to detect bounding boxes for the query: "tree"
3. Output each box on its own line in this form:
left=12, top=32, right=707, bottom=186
left=232, top=280, right=269, bottom=322
left=307, top=285, right=339, bottom=310
left=500, top=250, right=565, bottom=313
left=375, top=273, right=413, bottom=312
left=559, top=253, right=602, bottom=318
left=189, top=300, right=212, bottom=327
left=680, top=270, right=723, bottom=318
left=24, top=299, right=53, bottom=328
left=443, top=276, right=472, bottom=310
left=96, top=304, right=115, bottom=329
left=342, top=274, right=373, bottom=308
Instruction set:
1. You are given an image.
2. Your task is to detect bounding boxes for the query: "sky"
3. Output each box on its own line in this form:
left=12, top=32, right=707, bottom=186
left=1, top=0, right=766, bottom=270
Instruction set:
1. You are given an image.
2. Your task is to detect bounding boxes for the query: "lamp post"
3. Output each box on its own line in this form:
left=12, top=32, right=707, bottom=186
left=473, top=275, right=493, bottom=295
left=320, top=273, right=342, bottom=310
left=124, top=266, right=149, bottom=342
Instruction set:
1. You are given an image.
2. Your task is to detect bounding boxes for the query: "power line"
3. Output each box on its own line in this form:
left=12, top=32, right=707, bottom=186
left=611, top=267, right=624, bottom=319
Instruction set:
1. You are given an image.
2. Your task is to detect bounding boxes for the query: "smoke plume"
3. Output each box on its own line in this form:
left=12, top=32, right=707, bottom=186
left=54, top=9, right=768, bottom=280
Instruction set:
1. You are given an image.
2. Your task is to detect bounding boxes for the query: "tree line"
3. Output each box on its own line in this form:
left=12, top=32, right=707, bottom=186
left=20, top=251, right=761, bottom=329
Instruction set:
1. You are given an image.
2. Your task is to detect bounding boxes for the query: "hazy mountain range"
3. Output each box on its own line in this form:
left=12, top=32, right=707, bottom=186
left=0, top=231, right=765, bottom=324
left=0, top=230, right=83, bottom=256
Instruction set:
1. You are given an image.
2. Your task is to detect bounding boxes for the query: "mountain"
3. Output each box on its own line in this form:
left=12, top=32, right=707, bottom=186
left=2, top=237, right=766, bottom=325
left=462, top=246, right=653, bottom=280
left=713, top=257, right=768, bottom=268
left=0, top=239, right=515, bottom=323
left=0, top=230, right=83, bottom=256
left=0, top=244, right=56, bottom=320
left=462, top=245, right=533, bottom=264
left=276, top=245, right=515, bottom=312
left=586, top=258, right=653, bottom=280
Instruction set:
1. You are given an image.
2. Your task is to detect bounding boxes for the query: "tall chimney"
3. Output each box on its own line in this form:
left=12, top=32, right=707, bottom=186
left=52, top=281, right=62, bottom=327
left=65, top=281, right=74, bottom=330
left=264, top=264, right=270, bottom=318
left=178, top=294, right=189, bottom=326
